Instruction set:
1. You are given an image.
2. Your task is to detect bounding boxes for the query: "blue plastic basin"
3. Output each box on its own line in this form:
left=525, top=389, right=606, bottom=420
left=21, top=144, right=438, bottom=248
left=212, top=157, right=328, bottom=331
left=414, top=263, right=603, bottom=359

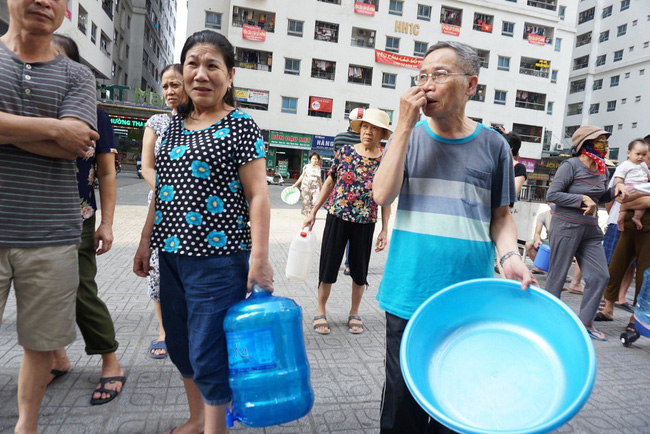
left=401, top=278, right=596, bottom=434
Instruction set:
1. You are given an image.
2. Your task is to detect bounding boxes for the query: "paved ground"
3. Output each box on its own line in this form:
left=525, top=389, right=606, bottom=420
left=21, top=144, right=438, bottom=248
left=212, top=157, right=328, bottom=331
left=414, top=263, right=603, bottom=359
left=1, top=173, right=649, bottom=433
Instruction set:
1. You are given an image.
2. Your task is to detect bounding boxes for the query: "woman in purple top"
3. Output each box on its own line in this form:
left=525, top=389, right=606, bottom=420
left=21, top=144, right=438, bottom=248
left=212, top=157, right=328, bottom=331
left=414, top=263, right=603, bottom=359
left=545, top=126, right=627, bottom=341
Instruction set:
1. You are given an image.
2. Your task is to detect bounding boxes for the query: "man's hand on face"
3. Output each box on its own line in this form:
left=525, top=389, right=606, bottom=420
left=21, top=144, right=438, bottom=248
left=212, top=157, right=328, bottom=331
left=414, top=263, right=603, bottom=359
left=55, top=118, right=100, bottom=158
left=398, top=86, right=427, bottom=130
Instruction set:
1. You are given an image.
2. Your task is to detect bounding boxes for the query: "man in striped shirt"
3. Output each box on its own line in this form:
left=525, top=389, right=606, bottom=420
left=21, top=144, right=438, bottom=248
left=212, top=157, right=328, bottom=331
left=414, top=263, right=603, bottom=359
left=0, top=1, right=99, bottom=432
left=374, top=41, right=535, bottom=433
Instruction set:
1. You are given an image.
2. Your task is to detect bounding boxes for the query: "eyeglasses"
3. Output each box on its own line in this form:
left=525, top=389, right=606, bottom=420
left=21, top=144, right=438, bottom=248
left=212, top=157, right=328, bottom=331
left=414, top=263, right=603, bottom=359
left=417, top=70, right=472, bottom=85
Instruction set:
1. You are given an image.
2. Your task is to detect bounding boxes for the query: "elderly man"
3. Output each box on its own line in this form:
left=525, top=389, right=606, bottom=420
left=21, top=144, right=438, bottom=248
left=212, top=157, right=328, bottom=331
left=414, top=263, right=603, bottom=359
left=373, top=41, right=534, bottom=433
left=0, top=1, right=99, bottom=432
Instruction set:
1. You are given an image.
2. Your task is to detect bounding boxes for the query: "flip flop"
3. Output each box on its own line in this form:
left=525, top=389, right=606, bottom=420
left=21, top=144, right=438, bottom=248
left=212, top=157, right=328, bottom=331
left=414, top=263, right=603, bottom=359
left=149, top=340, right=168, bottom=359
left=48, top=369, right=69, bottom=386
left=565, top=286, right=584, bottom=295
left=313, top=315, right=330, bottom=335
left=90, top=376, right=127, bottom=406
left=615, top=302, right=634, bottom=314
left=594, top=312, right=613, bottom=322
left=348, top=315, right=364, bottom=334
left=531, top=269, right=545, bottom=275
left=586, top=328, right=607, bottom=341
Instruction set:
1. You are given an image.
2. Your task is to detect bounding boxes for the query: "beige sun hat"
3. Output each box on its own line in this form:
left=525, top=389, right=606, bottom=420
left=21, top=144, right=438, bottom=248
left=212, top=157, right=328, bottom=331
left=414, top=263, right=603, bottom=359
left=350, top=108, right=393, bottom=140
left=571, top=125, right=611, bottom=153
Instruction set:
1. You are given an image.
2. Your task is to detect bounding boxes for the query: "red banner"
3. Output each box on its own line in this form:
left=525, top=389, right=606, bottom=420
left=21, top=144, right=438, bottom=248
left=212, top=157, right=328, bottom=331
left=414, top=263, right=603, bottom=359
left=243, top=25, right=266, bottom=42
left=354, top=2, right=376, bottom=16
left=527, top=34, right=545, bottom=46
left=441, top=23, right=460, bottom=36
left=309, top=97, right=333, bottom=113
left=375, top=49, right=422, bottom=70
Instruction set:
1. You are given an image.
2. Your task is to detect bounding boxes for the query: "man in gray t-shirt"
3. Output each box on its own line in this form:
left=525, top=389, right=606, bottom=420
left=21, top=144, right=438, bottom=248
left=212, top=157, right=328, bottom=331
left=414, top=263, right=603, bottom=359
left=0, top=1, right=99, bottom=431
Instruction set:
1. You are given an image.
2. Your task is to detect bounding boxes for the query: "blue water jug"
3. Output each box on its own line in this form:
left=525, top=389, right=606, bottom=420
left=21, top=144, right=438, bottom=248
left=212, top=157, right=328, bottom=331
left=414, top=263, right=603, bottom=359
left=224, top=285, right=314, bottom=428
left=634, top=268, right=650, bottom=337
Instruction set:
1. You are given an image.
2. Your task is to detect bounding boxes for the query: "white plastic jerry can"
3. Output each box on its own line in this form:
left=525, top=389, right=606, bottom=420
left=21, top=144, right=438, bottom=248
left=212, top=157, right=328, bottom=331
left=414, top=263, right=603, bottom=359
left=285, top=229, right=316, bottom=282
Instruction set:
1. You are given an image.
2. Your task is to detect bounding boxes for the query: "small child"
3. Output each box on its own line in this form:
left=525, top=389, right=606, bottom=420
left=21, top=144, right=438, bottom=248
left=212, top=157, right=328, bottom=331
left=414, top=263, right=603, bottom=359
left=616, top=139, right=650, bottom=230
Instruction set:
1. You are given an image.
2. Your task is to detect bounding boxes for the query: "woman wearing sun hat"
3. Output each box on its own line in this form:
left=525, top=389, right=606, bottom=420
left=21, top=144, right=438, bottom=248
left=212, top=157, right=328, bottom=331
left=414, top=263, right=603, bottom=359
left=303, top=108, right=392, bottom=334
left=545, top=125, right=628, bottom=341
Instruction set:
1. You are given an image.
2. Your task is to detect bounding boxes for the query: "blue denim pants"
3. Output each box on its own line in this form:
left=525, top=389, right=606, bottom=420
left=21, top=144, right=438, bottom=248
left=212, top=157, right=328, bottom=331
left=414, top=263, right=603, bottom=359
left=159, top=250, right=249, bottom=406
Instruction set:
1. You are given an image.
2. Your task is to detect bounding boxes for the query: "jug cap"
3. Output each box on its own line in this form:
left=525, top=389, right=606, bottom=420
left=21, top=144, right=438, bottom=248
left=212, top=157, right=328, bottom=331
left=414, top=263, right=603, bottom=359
left=300, top=231, right=307, bottom=237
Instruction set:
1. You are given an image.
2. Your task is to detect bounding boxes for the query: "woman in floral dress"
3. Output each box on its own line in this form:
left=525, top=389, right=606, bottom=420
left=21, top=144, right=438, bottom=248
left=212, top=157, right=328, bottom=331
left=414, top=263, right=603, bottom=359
left=303, top=109, right=392, bottom=334
left=292, top=151, right=323, bottom=215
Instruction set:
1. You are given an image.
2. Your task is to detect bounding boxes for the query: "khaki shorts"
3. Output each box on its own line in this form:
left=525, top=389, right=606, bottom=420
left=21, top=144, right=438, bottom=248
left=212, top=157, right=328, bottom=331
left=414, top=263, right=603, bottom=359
left=0, top=245, right=79, bottom=351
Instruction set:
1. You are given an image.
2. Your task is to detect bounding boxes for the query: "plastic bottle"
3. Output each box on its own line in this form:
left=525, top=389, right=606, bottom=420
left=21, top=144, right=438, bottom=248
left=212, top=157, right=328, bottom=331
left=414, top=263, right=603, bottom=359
left=285, top=229, right=316, bottom=281
left=634, top=268, right=650, bottom=336
left=224, top=285, right=314, bottom=428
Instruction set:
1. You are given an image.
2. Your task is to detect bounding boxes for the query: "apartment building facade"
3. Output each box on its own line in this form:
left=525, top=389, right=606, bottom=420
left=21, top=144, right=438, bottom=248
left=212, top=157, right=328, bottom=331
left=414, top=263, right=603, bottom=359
left=186, top=0, right=577, bottom=183
left=564, top=0, right=650, bottom=161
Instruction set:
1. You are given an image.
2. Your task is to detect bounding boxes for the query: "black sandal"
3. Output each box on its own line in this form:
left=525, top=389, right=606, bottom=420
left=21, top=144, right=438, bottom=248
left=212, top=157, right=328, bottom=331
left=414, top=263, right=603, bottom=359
left=90, top=376, right=127, bottom=405
left=625, top=323, right=636, bottom=333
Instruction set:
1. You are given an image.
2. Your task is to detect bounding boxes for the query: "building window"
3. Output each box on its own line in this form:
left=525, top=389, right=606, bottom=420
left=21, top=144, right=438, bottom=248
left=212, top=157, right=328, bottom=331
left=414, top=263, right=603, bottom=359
left=311, top=59, right=336, bottom=80
left=551, top=70, right=558, bottom=83
left=632, top=122, right=637, bottom=128
left=569, top=79, right=586, bottom=94
left=625, top=72, right=630, bottom=78
left=386, top=36, right=400, bottom=53
left=578, top=7, right=595, bottom=24
left=414, top=41, right=428, bottom=57
left=629, top=46, right=634, bottom=52
left=382, top=72, right=397, bottom=89
left=100, top=33, right=110, bottom=57
left=593, top=79, right=603, bottom=90
left=641, top=69, right=646, bottom=75
left=126, top=44, right=129, bottom=59
left=236, top=48, right=273, bottom=72
left=205, top=11, right=221, bottom=29
left=389, top=1, right=403, bottom=16
left=502, top=21, right=514, bottom=37
left=78, top=5, right=88, bottom=34
left=567, top=102, right=583, bottom=116
left=441, top=7, right=463, bottom=26
left=589, top=103, right=599, bottom=114
left=610, top=75, right=620, bottom=87
left=317, top=0, right=341, bottom=3
left=645, top=42, right=649, bottom=48
left=111, top=62, right=116, bottom=77
left=470, top=84, right=486, bottom=102
left=473, top=13, right=494, bottom=33
left=288, top=19, right=303, bottom=37
left=348, top=64, right=373, bottom=85
left=284, top=58, right=300, bottom=75
left=617, top=24, right=627, bottom=37
left=546, top=101, right=553, bottom=115
left=621, top=0, right=630, bottom=11
left=559, top=6, right=566, bottom=20
left=633, top=20, right=638, bottom=26
left=497, top=56, right=510, bottom=71
left=554, top=38, right=561, bottom=52
left=622, top=98, right=627, bottom=104
left=607, top=100, right=616, bottom=112
left=602, top=5, right=612, bottom=18
left=477, top=49, right=490, bottom=69
left=636, top=95, right=642, bottom=102
left=281, top=97, right=297, bottom=114
left=576, top=32, right=592, bottom=47
left=614, top=50, right=623, bottom=62
left=90, top=22, right=97, bottom=44
left=599, top=30, right=609, bottom=43
left=417, top=4, right=431, bottom=21
left=595, top=55, right=606, bottom=66
left=604, top=125, right=613, bottom=133
left=314, top=21, right=339, bottom=43
left=351, top=27, right=376, bottom=49
left=574, top=55, right=589, bottom=70
left=515, top=90, right=546, bottom=111
left=494, top=90, right=506, bottom=105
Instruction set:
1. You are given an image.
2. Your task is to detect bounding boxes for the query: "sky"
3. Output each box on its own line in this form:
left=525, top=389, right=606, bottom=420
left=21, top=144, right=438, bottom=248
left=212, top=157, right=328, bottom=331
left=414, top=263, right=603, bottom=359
left=174, top=1, right=188, bottom=62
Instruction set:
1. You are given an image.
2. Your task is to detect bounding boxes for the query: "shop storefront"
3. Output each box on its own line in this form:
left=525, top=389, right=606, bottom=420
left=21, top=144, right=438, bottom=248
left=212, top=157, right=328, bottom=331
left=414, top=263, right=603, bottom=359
left=267, top=130, right=312, bottom=179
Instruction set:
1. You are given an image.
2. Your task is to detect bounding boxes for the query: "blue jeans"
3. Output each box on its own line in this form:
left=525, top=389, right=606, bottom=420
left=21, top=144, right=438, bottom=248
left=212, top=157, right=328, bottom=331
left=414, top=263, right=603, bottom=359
left=159, top=251, right=249, bottom=406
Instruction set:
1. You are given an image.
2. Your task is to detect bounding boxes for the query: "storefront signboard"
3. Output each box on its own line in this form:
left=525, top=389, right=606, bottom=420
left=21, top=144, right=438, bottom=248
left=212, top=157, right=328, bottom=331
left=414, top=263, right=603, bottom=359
left=266, top=147, right=276, bottom=170
left=441, top=23, right=460, bottom=36
left=234, top=87, right=269, bottom=104
left=243, top=25, right=266, bottom=41
left=97, top=84, right=168, bottom=108
left=109, top=115, right=148, bottom=130
left=354, top=2, right=375, bottom=16
left=309, top=97, right=333, bottom=113
left=518, top=157, right=537, bottom=172
left=536, top=159, right=561, bottom=170
left=313, top=135, right=335, bottom=151
left=270, top=131, right=312, bottom=150
left=528, top=173, right=549, bottom=181
left=374, top=49, right=422, bottom=69
left=527, top=34, right=545, bottom=46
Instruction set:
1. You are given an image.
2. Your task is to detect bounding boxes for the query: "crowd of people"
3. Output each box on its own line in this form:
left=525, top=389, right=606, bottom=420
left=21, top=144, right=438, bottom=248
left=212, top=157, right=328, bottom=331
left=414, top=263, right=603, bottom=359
left=0, top=1, right=648, bottom=433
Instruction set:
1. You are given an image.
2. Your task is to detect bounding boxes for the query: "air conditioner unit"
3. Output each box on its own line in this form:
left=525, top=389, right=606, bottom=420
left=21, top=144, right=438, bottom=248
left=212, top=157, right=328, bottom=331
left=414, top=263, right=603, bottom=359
left=554, top=143, right=563, bottom=151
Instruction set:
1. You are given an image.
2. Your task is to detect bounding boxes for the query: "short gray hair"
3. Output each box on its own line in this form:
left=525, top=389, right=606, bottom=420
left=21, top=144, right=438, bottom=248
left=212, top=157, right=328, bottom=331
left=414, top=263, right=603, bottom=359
left=423, top=41, right=480, bottom=77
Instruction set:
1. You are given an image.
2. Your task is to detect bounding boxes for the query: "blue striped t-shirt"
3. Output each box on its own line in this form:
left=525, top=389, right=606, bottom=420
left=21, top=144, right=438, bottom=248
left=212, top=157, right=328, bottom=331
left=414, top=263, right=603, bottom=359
left=376, top=121, right=515, bottom=319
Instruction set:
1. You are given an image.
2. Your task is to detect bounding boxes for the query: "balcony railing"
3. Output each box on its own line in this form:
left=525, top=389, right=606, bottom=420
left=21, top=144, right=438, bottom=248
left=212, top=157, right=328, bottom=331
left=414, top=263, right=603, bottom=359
left=350, top=38, right=374, bottom=48
left=526, top=0, right=557, bottom=11
left=519, top=67, right=549, bottom=78
left=515, top=100, right=545, bottom=111
left=573, top=63, right=588, bottom=71
left=567, top=107, right=583, bottom=116
left=102, top=0, right=113, bottom=19
left=236, top=61, right=271, bottom=72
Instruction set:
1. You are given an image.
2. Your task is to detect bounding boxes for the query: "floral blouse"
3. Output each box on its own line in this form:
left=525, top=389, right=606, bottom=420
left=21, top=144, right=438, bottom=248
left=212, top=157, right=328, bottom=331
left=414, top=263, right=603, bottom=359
left=150, top=110, right=265, bottom=256
left=325, top=144, right=381, bottom=224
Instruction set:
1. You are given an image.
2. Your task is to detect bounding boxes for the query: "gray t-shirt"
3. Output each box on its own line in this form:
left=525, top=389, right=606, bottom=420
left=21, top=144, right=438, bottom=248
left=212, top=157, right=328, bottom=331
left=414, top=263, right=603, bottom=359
left=0, top=41, right=98, bottom=247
